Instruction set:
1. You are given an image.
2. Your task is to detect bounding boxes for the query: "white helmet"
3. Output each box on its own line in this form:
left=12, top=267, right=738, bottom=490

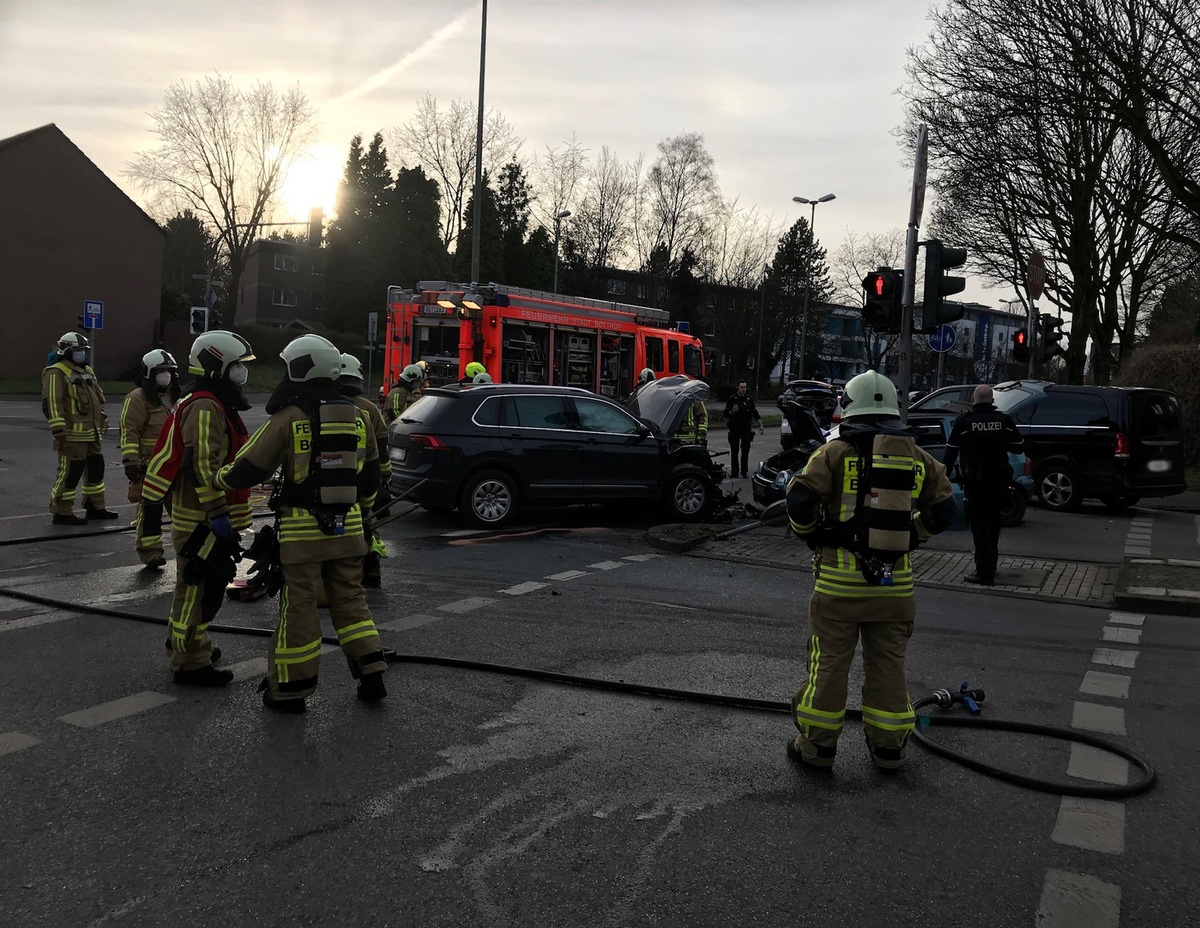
left=840, top=370, right=899, bottom=419
left=56, top=332, right=90, bottom=354
left=638, top=368, right=655, bottom=385
left=472, top=372, right=493, bottom=384
left=340, top=353, right=365, bottom=383
left=189, top=330, right=254, bottom=377
left=140, top=349, right=178, bottom=381
left=400, top=363, right=424, bottom=385
left=281, top=334, right=342, bottom=383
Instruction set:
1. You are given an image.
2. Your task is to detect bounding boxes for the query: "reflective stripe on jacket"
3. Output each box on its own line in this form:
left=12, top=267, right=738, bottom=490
left=120, top=388, right=171, bottom=463
left=42, top=362, right=106, bottom=440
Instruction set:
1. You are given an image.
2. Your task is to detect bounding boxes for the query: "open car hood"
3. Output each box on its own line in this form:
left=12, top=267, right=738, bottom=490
left=781, top=400, right=826, bottom=445
left=624, top=375, right=709, bottom=436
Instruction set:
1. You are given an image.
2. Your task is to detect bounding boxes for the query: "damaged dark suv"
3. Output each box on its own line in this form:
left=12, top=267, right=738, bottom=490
left=388, top=376, right=730, bottom=527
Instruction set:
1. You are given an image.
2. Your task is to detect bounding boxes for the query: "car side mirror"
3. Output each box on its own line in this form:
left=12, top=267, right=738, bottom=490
left=760, top=499, right=789, bottom=527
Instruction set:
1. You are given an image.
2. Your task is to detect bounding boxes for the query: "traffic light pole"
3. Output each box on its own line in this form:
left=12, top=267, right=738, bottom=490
left=898, top=125, right=927, bottom=422
left=1028, top=301, right=1037, bottom=379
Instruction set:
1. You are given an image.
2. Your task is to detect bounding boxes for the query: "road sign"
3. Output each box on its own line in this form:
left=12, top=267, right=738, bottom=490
left=83, top=300, right=104, bottom=330
left=1027, top=251, right=1046, bottom=300
left=367, top=312, right=379, bottom=345
left=927, top=323, right=956, bottom=352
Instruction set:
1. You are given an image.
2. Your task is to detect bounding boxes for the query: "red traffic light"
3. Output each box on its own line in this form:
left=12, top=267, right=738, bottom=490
left=1014, top=329, right=1027, bottom=346
left=862, top=270, right=897, bottom=297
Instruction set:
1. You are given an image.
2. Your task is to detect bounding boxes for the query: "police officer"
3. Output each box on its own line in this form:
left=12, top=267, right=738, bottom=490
left=383, top=364, right=424, bottom=423
left=339, top=352, right=390, bottom=587
left=942, top=384, right=1024, bottom=586
left=215, top=335, right=388, bottom=713
left=723, top=379, right=763, bottom=478
left=42, top=332, right=118, bottom=525
left=142, top=331, right=255, bottom=687
left=785, top=371, right=956, bottom=772
left=120, top=350, right=180, bottom=568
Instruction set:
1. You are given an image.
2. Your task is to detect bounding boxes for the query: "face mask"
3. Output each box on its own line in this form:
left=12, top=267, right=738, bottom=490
left=71, top=350, right=87, bottom=364
left=154, top=371, right=172, bottom=388
left=228, top=363, right=249, bottom=386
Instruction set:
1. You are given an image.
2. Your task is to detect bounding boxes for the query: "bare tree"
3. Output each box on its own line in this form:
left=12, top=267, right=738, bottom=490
left=392, top=94, right=522, bottom=250
left=638, top=132, right=720, bottom=271
left=698, top=199, right=778, bottom=288
left=125, top=73, right=316, bottom=320
left=565, top=147, right=636, bottom=294
left=831, top=228, right=907, bottom=305
left=530, top=134, right=589, bottom=230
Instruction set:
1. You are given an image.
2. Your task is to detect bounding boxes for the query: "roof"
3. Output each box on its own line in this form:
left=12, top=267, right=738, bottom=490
left=0, top=123, right=164, bottom=235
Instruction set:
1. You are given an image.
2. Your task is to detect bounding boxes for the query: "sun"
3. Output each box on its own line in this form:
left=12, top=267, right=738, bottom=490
left=277, top=143, right=344, bottom=223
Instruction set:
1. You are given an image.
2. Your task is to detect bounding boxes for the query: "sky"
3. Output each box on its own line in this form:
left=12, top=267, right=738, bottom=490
left=0, top=0, right=1008, bottom=307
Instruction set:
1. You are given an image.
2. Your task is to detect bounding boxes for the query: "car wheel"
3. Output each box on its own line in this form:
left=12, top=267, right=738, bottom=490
left=1100, top=494, right=1140, bottom=511
left=1036, top=465, right=1082, bottom=511
left=664, top=470, right=713, bottom=522
left=459, top=470, right=519, bottom=528
left=999, top=485, right=1027, bottom=527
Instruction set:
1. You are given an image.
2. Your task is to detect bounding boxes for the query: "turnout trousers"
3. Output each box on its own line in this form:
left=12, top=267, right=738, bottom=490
left=128, top=479, right=166, bottom=564
left=264, top=555, right=388, bottom=703
left=49, top=440, right=106, bottom=515
left=964, top=485, right=1003, bottom=583
left=792, top=592, right=916, bottom=755
left=165, top=528, right=223, bottom=672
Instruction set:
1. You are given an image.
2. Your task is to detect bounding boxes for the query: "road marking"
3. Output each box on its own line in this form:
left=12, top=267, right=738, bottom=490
left=1079, top=671, right=1130, bottom=699
left=1052, top=797, right=1126, bottom=853
left=1091, top=648, right=1137, bottom=669
left=622, top=554, right=661, bottom=562
left=499, top=581, right=547, bottom=595
left=1101, top=626, right=1141, bottom=644
left=378, top=613, right=444, bottom=632
left=437, top=597, right=497, bottom=614
left=0, top=611, right=72, bottom=633
left=1036, top=870, right=1121, bottom=928
left=1067, top=743, right=1129, bottom=785
left=59, top=691, right=175, bottom=729
left=1072, top=702, right=1126, bottom=736
left=1107, top=611, right=1144, bottom=626
left=228, top=657, right=268, bottom=683
left=545, top=570, right=590, bottom=581
left=588, top=561, right=625, bottom=570
left=0, top=731, right=41, bottom=757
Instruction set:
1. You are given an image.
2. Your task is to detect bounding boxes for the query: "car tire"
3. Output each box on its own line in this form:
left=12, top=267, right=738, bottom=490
left=1100, top=494, right=1140, bottom=511
left=999, top=485, right=1027, bottom=527
left=1036, top=464, right=1083, bottom=512
left=459, top=469, right=519, bottom=528
left=664, top=470, right=713, bottom=523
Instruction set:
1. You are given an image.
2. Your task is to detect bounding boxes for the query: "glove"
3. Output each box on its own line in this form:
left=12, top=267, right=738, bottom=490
left=758, top=426, right=765, bottom=435
left=52, top=430, right=67, bottom=454
left=210, top=515, right=234, bottom=538
left=124, top=463, right=144, bottom=482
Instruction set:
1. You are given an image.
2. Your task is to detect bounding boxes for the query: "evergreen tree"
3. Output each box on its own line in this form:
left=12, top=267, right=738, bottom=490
left=453, top=173, right=504, bottom=284
left=160, top=210, right=216, bottom=322
left=388, top=166, right=450, bottom=287
left=763, top=218, right=832, bottom=383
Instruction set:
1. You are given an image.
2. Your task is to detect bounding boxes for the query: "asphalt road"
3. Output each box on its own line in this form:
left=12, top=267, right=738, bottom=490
left=1, top=397, right=1197, bottom=927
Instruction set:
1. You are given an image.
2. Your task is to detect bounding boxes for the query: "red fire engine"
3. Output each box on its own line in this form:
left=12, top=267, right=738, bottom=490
left=382, top=282, right=706, bottom=400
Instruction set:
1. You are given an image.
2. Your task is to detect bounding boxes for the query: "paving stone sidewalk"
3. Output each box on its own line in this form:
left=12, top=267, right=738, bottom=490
left=1114, top=558, right=1200, bottom=617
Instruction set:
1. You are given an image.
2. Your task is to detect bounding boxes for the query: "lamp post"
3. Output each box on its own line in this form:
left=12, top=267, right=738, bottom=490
left=756, top=265, right=768, bottom=394
left=791, top=193, right=836, bottom=379
left=469, top=0, right=488, bottom=286
left=553, top=209, right=571, bottom=293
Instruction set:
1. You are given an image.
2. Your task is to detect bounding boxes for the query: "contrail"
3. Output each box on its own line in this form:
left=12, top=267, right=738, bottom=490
left=325, top=7, right=476, bottom=107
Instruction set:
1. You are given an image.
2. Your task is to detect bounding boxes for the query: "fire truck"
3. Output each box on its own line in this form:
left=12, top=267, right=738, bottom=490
left=382, top=282, right=706, bottom=400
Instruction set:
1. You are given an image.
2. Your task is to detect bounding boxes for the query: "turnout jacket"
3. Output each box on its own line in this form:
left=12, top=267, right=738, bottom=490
left=383, top=382, right=419, bottom=423
left=349, top=392, right=391, bottom=483
left=786, top=419, right=956, bottom=617
left=119, top=386, right=173, bottom=465
left=42, top=360, right=107, bottom=442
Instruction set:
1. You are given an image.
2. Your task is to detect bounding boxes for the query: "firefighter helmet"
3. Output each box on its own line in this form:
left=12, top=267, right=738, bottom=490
left=140, top=349, right=178, bottom=380
left=400, top=364, right=424, bottom=385
left=840, top=370, right=899, bottom=419
left=56, top=332, right=90, bottom=354
left=189, top=330, right=255, bottom=377
left=638, top=368, right=655, bottom=385
left=339, top=353, right=365, bottom=383
left=280, top=335, right=342, bottom=383
left=472, top=372, right=493, bottom=384
left=464, top=361, right=486, bottom=379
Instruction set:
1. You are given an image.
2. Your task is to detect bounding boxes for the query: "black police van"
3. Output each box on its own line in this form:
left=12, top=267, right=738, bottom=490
left=990, top=380, right=1185, bottom=511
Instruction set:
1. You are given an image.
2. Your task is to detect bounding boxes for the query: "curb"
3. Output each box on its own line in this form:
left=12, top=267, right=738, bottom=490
left=1113, top=557, right=1200, bottom=617
left=645, top=523, right=720, bottom=554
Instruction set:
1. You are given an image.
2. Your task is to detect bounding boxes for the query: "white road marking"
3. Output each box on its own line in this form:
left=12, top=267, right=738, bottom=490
left=378, top=613, right=444, bottom=632
left=228, top=657, right=268, bottom=683
left=1091, top=648, right=1138, bottom=669
left=1052, top=797, right=1126, bottom=853
left=588, top=561, right=625, bottom=570
left=1072, top=702, right=1126, bottom=736
left=59, top=691, right=175, bottom=729
left=437, top=597, right=497, bottom=614
left=499, top=581, right=547, bottom=595
left=545, top=570, right=590, bottom=581
left=0, top=611, right=72, bottom=633
left=622, top=554, right=661, bottom=562
left=1107, top=611, right=1145, bottom=626
left=0, top=731, right=41, bottom=757
left=1036, top=869, right=1121, bottom=928
left=1101, top=626, right=1141, bottom=644
left=1067, top=743, right=1129, bottom=786
left=1079, top=671, right=1130, bottom=699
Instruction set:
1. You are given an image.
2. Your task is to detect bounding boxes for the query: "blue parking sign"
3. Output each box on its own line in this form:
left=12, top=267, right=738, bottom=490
left=83, top=300, right=104, bottom=330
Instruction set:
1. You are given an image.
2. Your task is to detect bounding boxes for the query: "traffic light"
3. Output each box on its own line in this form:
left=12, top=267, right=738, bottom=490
left=920, top=239, right=968, bottom=331
left=77, top=314, right=88, bottom=333
left=1039, top=313, right=1064, bottom=360
left=308, top=207, right=324, bottom=246
left=861, top=267, right=903, bottom=333
left=189, top=307, right=209, bottom=335
left=1012, top=328, right=1030, bottom=363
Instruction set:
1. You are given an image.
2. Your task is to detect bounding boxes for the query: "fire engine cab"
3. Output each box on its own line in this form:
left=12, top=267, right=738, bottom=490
left=382, top=282, right=706, bottom=401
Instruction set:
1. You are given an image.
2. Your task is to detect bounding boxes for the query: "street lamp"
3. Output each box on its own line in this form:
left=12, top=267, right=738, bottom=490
left=469, top=0, right=488, bottom=286
left=553, top=209, right=571, bottom=293
left=791, top=193, right=836, bottom=379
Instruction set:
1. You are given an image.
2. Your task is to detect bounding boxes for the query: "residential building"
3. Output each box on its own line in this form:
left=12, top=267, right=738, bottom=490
left=234, top=238, right=324, bottom=328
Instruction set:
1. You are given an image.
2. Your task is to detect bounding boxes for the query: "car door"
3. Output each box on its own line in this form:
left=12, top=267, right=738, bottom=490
left=1127, top=390, right=1186, bottom=495
left=496, top=394, right=584, bottom=502
left=1026, top=389, right=1113, bottom=489
left=571, top=396, right=661, bottom=499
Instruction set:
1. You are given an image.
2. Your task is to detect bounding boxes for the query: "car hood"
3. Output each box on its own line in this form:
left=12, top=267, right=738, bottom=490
left=624, top=375, right=708, bottom=435
left=780, top=401, right=826, bottom=444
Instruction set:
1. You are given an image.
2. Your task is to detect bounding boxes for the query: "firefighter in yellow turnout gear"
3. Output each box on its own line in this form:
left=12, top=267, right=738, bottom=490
left=216, top=335, right=388, bottom=713
left=674, top=398, right=709, bottom=445
left=120, top=349, right=180, bottom=568
left=339, top=352, right=390, bottom=588
left=141, top=331, right=255, bottom=687
left=41, top=332, right=118, bottom=525
left=383, top=363, right=424, bottom=424
left=784, top=371, right=957, bottom=772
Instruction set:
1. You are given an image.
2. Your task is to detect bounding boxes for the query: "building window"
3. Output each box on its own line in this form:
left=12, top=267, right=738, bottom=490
left=274, top=254, right=299, bottom=272
left=637, top=284, right=649, bottom=300
left=704, top=323, right=716, bottom=338
left=272, top=289, right=298, bottom=307
left=606, top=279, right=626, bottom=297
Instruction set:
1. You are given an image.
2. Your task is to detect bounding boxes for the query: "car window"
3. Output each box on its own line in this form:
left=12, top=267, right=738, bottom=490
left=644, top=336, right=664, bottom=373
left=667, top=340, right=680, bottom=374
left=1033, top=392, right=1110, bottom=426
left=574, top=397, right=642, bottom=435
left=1131, top=393, right=1181, bottom=439
left=912, top=387, right=970, bottom=410
left=684, top=344, right=703, bottom=377
left=500, top=395, right=574, bottom=429
left=395, top=394, right=453, bottom=423
left=992, top=384, right=1039, bottom=422
left=473, top=396, right=501, bottom=426
left=909, top=417, right=948, bottom=445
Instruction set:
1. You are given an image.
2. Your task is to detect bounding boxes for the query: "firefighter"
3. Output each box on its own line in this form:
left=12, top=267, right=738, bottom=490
left=141, top=331, right=255, bottom=687
left=784, top=371, right=957, bottom=772
left=674, top=398, right=709, bottom=445
left=42, top=332, right=118, bottom=525
left=459, top=361, right=487, bottom=386
left=215, top=335, right=388, bottom=713
left=120, top=349, right=180, bottom=568
left=383, top=364, right=424, bottom=424
left=339, top=352, right=390, bottom=588
left=637, top=368, right=655, bottom=387
left=472, top=372, right=493, bottom=384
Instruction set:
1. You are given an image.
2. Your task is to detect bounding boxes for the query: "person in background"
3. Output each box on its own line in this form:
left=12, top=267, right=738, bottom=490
left=339, top=352, right=391, bottom=588
left=723, top=379, right=764, bottom=478
left=120, top=349, right=180, bottom=568
left=674, top=397, right=709, bottom=446
left=383, top=364, right=424, bottom=424
left=459, top=361, right=487, bottom=386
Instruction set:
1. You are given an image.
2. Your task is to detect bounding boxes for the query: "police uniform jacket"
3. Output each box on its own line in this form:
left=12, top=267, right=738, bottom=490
left=724, top=394, right=762, bottom=436
left=119, top=386, right=172, bottom=466
left=42, top=360, right=107, bottom=442
left=944, top=402, right=1024, bottom=489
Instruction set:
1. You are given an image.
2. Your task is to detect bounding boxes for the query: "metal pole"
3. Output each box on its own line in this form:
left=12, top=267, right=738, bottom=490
left=1027, top=301, right=1037, bottom=379
left=553, top=215, right=562, bottom=293
left=755, top=267, right=766, bottom=394
left=797, top=201, right=816, bottom=379
left=469, top=0, right=487, bottom=286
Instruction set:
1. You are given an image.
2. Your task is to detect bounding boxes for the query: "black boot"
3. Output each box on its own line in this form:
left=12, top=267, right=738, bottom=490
left=357, top=671, right=387, bottom=703
left=84, top=503, right=120, bottom=520
left=173, top=664, right=233, bottom=687
left=262, top=690, right=306, bottom=714
left=52, top=513, right=88, bottom=526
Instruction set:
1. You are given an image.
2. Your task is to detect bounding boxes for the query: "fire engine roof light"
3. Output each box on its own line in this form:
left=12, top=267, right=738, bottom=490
left=436, top=295, right=459, bottom=309
left=461, top=293, right=483, bottom=311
